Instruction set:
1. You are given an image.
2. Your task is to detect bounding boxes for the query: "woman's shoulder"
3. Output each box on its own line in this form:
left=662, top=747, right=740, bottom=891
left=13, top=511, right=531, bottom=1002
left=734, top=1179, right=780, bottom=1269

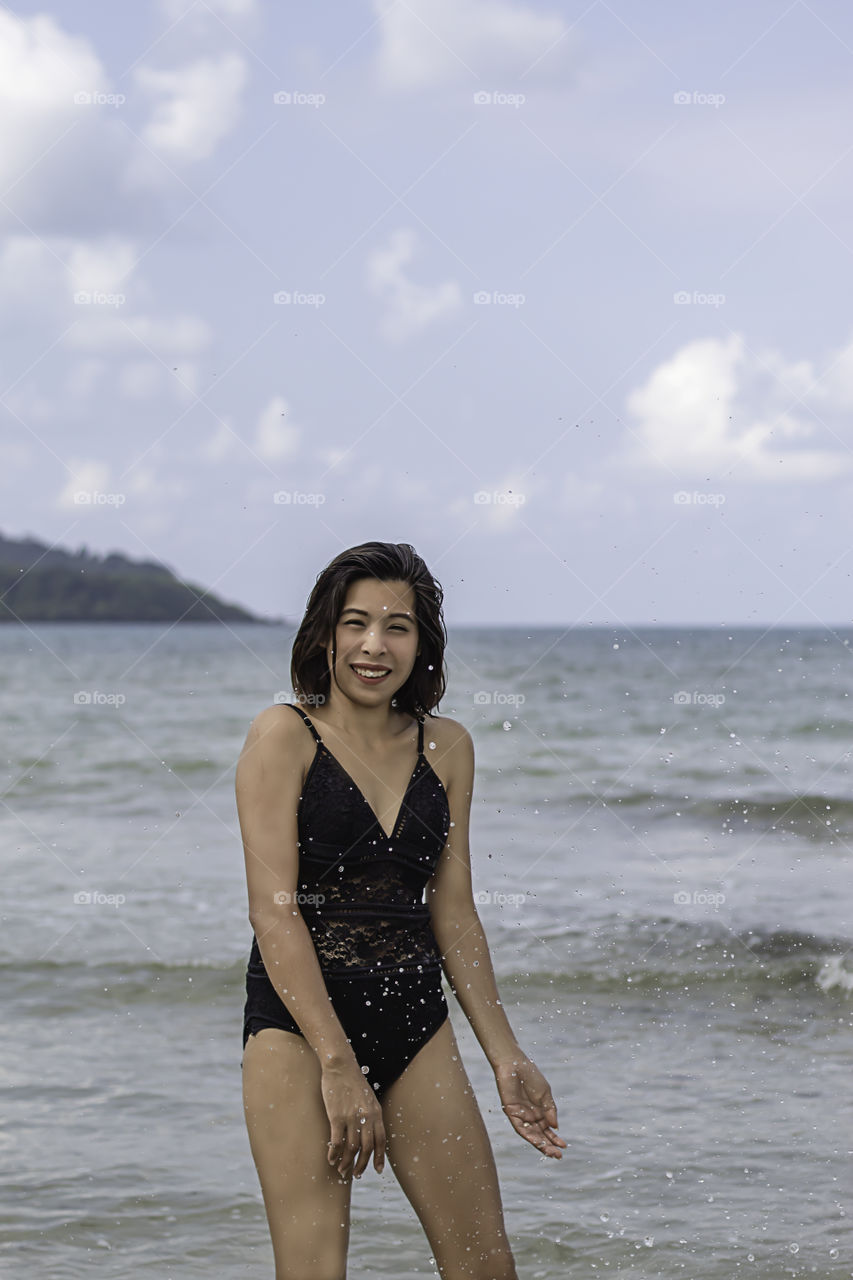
left=421, top=714, right=473, bottom=753
left=243, top=701, right=316, bottom=757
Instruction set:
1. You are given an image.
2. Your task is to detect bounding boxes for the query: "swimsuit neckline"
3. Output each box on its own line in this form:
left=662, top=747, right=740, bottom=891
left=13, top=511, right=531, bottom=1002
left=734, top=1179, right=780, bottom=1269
left=316, top=743, right=425, bottom=842
left=291, top=704, right=448, bottom=843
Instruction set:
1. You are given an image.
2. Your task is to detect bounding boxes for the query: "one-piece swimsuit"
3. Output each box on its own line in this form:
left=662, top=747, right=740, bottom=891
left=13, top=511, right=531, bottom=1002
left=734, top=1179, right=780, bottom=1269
left=242, top=702, right=451, bottom=1098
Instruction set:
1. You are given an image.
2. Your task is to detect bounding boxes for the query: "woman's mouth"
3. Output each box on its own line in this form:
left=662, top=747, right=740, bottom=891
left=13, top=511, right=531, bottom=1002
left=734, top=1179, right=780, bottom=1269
left=350, top=664, right=391, bottom=683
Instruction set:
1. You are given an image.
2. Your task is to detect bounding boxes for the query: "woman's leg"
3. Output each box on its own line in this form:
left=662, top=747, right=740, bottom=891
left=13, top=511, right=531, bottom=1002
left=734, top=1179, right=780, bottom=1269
left=381, top=1018, right=518, bottom=1280
left=242, top=1028, right=353, bottom=1280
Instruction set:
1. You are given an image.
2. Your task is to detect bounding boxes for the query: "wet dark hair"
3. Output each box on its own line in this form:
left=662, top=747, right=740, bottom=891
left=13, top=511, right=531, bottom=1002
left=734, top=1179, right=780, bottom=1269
left=290, top=542, right=448, bottom=718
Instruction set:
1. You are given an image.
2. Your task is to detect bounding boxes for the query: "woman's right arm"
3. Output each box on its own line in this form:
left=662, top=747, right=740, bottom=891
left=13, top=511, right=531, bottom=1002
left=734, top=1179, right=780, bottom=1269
left=236, top=706, right=385, bottom=1176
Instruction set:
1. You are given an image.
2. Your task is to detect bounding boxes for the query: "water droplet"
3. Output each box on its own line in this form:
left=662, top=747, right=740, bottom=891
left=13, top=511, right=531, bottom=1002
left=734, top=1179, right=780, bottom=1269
left=428, top=741, right=436, bottom=750
left=829, top=1249, right=839, bottom=1260
left=502, top=720, right=512, bottom=730
left=644, top=1236, right=654, bottom=1247
left=788, top=1243, right=799, bottom=1255
left=361, top=1065, right=370, bottom=1075
left=599, top=1213, right=609, bottom=1223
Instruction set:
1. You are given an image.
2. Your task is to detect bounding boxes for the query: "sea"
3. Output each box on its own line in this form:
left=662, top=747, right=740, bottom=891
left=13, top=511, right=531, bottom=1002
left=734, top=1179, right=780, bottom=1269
left=1, top=623, right=851, bottom=1279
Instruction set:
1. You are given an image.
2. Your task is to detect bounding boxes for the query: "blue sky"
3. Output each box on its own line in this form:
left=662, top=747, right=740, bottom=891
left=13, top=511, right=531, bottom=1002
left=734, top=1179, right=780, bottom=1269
left=2, top=0, right=852, bottom=625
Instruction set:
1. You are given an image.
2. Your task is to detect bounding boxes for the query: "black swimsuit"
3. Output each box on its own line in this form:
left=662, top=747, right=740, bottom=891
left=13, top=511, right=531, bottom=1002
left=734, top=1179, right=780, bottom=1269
left=242, top=703, right=451, bottom=1099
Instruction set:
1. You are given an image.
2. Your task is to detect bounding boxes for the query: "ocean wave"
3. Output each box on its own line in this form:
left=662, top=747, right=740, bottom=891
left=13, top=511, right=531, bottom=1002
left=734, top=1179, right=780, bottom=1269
left=500, top=923, right=853, bottom=999
left=5, top=923, right=850, bottom=1010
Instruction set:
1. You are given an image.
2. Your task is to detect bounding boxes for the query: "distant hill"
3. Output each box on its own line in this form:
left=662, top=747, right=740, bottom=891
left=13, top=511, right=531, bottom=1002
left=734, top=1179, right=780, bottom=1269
left=0, top=531, right=285, bottom=624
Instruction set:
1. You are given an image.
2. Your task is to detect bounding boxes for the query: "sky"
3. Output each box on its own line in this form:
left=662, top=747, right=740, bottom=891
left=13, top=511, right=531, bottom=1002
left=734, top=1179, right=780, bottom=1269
left=2, top=0, right=853, bottom=627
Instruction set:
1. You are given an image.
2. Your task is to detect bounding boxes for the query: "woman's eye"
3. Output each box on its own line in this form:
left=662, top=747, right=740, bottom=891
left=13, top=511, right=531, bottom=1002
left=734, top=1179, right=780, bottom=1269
left=343, top=621, right=408, bottom=631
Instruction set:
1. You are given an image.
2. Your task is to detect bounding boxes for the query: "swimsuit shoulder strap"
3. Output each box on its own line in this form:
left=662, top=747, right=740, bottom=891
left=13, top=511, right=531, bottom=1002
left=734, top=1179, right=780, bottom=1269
left=417, top=713, right=425, bottom=756
left=284, top=701, right=323, bottom=744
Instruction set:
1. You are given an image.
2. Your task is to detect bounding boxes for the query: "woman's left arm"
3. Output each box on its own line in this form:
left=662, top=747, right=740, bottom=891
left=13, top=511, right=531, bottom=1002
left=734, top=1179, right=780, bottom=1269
left=426, top=720, right=567, bottom=1160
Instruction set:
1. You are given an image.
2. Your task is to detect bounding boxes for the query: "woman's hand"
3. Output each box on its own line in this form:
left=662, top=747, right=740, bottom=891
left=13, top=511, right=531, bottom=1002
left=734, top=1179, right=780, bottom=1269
left=320, top=1061, right=386, bottom=1179
left=494, top=1054, right=567, bottom=1159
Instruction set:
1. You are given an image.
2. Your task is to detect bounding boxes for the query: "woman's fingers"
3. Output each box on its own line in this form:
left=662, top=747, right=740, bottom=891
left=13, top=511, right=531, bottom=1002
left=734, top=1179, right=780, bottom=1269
left=328, top=1110, right=385, bottom=1178
left=505, top=1109, right=564, bottom=1156
left=501, top=1096, right=567, bottom=1157
left=372, top=1118, right=386, bottom=1174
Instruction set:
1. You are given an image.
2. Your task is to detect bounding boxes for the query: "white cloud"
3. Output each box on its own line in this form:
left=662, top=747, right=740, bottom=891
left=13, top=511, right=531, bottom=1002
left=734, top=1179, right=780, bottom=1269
left=254, top=396, right=300, bottom=461
left=0, top=11, right=143, bottom=234
left=65, top=237, right=139, bottom=296
left=622, top=333, right=853, bottom=482
left=57, top=458, right=113, bottom=509
left=366, top=228, right=463, bottom=342
left=134, top=53, right=248, bottom=162
left=370, top=0, right=571, bottom=91
left=67, top=313, right=211, bottom=354
left=0, top=10, right=104, bottom=188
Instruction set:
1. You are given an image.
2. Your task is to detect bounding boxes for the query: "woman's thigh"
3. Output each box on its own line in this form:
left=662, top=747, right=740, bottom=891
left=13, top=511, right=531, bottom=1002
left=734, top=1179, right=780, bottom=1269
left=242, top=1028, right=352, bottom=1280
left=381, top=1018, right=518, bottom=1280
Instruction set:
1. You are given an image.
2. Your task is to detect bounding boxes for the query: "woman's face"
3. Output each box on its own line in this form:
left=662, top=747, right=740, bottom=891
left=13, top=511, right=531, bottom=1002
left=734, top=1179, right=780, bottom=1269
left=325, top=577, right=420, bottom=705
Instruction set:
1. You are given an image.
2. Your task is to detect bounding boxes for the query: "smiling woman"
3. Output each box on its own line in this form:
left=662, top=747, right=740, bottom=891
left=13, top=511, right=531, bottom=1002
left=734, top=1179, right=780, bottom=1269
left=236, top=541, right=565, bottom=1280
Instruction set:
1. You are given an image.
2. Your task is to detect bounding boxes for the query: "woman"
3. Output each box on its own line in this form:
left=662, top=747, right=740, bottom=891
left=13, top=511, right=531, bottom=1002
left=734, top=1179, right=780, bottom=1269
left=237, top=541, right=565, bottom=1280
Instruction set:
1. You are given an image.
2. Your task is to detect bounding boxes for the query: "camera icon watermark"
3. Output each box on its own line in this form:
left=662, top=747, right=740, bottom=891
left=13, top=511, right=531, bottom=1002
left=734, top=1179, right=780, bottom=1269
left=673, top=490, right=726, bottom=506
left=473, top=490, right=526, bottom=506
left=73, top=90, right=126, bottom=107
left=73, top=690, right=127, bottom=706
left=473, top=290, right=526, bottom=307
left=673, top=290, right=725, bottom=307
left=472, top=90, right=526, bottom=108
left=273, top=290, right=325, bottom=307
left=673, top=690, right=725, bottom=707
left=473, top=690, right=525, bottom=707
left=273, top=490, right=326, bottom=505
left=72, top=490, right=127, bottom=507
left=673, top=890, right=725, bottom=907
left=473, top=889, right=525, bottom=907
left=73, top=889, right=126, bottom=905
left=74, top=290, right=125, bottom=308
left=673, top=90, right=725, bottom=108
left=272, top=90, right=326, bottom=107
left=274, top=690, right=326, bottom=706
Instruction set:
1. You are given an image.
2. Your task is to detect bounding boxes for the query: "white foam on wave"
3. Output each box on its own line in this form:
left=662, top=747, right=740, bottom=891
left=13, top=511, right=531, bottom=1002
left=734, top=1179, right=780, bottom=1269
left=815, top=955, right=853, bottom=993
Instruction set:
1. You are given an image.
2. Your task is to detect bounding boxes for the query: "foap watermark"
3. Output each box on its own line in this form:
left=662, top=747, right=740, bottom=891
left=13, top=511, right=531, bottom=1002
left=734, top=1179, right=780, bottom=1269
left=474, top=489, right=526, bottom=506
left=473, top=90, right=526, bottom=108
left=673, top=290, right=725, bottom=307
left=473, top=690, right=525, bottom=707
left=473, top=290, right=525, bottom=307
left=74, top=90, right=125, bottom=107
left=673, top=690, right=725, bottom=707
left=273, top=490, right=326, bottom=505
left=273, top=90, right=326, bottom=107
left=673, top=490, right=725, bottom=506
left=73, top=490, right=126, bottom=506
left=673, top=90, right=725, bottom=108
left=73, top=690, right=126, bottom=706
left=74, top=290, right=125, bottom=307
left=274, top=690, right=326, bottom=706
left=273, top=290, right=325, bottom=307
left=673, top=890, right=725, bottom=907
left=74, top=890, right=126, bottom=906
left=273, top=890, right=325, bottom=905
left=473, top=889, right=526, bottom=907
